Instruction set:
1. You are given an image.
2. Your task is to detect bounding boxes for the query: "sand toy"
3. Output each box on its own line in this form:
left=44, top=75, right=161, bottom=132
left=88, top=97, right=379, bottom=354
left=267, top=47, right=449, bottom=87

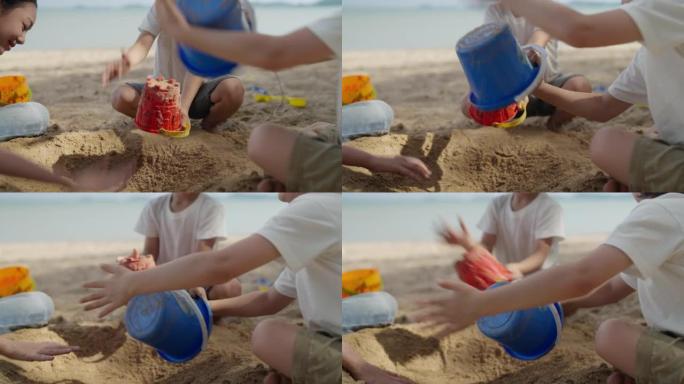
left=0, top=74, right=32, bottom=106
left=342, top=268, right=383, bottom=298
left=342, top=292, right=398, bottom=333
left=455, top=247, right=513, bottom=290
left=468, top=97, right=529, bottom=128
left=0, top=266, right=36, bottom=298
left=478, top=282, right=564, bottom=360
left=457, top=23, right=546, bottom=112
left=342, top=73, right=377, bottom=105
left=117, top=250, right=156, bottom=271
left=135, top=76, right=190, bottom=137
left=253, top=93, right=308, bottom=108
left=177, top=0, right=256, bottom=77
left=125, top=290, right=212, bottom=363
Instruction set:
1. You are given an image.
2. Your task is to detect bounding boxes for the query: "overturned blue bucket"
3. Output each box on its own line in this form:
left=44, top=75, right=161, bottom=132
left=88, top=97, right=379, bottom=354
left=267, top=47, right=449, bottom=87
left=176, top=0, right=256, bottom=78
left=125, top=290, right=212, bottom=363
left=477, top=282, right=564, bottom=361
left=456, top=23, right=546, bottom=111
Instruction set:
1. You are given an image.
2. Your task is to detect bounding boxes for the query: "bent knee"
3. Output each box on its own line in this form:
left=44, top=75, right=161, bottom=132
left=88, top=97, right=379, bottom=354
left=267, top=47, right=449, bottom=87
left=214, top=79, right=245, bottom=105
left=564, top=76, right=592, bottom=93
left=251, top=318, right=285, bottom=356
left=590, top=126, right=621, bottom=165
left=595, top=319, right=629, bottom=359
left=247, top=123, right=283, bottom=162
left=111, top=85, right=138, bottom=112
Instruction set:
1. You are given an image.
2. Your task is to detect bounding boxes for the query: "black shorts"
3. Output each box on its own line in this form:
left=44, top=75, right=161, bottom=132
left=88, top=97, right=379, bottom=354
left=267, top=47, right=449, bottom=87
left=127, top=75, right=238, bottom=119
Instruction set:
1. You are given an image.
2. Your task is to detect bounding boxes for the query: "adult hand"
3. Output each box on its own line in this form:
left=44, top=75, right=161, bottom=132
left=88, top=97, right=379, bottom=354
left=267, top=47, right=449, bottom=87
left=412, top=279, right=482, bottom=339
left=80, top=264, right=136, bottom=318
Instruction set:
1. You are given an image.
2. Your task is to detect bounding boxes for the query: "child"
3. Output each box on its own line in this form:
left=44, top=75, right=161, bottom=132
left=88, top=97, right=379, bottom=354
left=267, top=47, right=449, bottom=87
left=441, top=193, right=565, bottom=278
left=133, top=192, right=241, bottom=300
left=82, top=193, right=341, bottom=384
left=154, top=0, right=341, bottom=192
left=0, top=0, right=49, bottom=141
left=461, top=1, right=592, bottom=130
left=416, top=193, right=684, bottom=384
left=503, top=0, right=684, bottom=191
left=102, top=4, right=246, bottom=132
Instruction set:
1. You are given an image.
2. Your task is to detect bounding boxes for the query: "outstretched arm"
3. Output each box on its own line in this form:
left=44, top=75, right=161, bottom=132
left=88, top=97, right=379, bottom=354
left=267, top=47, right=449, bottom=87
left=533, top=83, right=632, bottom=122
left=501, top=0, right=642, bottom=47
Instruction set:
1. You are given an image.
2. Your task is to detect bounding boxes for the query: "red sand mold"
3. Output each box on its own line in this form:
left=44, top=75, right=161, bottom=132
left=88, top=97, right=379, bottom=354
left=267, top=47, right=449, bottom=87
left=135, top=76, right=183, bottom=134
left=456, top=247, right=513, bottom=290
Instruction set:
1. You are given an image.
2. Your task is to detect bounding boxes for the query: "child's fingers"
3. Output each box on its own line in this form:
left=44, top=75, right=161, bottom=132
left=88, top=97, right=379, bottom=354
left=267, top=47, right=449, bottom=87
left=83, top=298, right=110, bottom=311
left=82, top=281, right=105, bottom=289
left=80, top=292, right=104, bottom=303
left=98, top=303, right=119, bottom=319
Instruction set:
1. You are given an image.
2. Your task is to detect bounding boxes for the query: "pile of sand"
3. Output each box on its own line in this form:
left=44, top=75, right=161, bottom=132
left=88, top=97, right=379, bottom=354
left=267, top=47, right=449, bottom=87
left=0, top=240, right=298, bottom=384
left=0, top=49, right=337, bottom=191
left=342, top=238, right=645, bottom=383
left=342, top=44, right=650, bottom=192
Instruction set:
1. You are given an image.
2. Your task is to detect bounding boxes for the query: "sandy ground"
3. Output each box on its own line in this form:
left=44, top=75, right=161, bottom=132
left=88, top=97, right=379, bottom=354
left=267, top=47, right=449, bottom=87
left=342, top=236, right=644, bottom=383
left=342, top=43, right=653, bottom=192
left=0, top=240, right=301, bottom=384
left=0, top=49, right=338, bottom=192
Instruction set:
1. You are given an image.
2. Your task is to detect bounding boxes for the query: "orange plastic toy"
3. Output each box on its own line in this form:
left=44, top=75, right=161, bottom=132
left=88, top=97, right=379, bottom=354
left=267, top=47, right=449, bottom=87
left=342, top=268, right=383, bottom=298
left=135, top=76, right=184, bottom=135
left=342, top=73, right=377, bottom=105
left=0, top=266, right=36, bottom=298
left=0, top=74, right=32, bottom=106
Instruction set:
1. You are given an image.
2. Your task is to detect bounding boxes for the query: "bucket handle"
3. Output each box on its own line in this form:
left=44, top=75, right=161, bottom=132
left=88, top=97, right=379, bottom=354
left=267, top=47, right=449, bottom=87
left=548, top=302, right=563, bottom=347
left=515, top=44, right=548, bottom=103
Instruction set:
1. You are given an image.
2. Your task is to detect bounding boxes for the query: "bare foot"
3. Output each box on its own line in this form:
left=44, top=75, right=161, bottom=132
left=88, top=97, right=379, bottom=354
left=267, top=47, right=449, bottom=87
left=354, top=363, right=415, bottom=384
left=257, top=178, right=287, bottom=192
left=607, top=371, right=635, bottom=384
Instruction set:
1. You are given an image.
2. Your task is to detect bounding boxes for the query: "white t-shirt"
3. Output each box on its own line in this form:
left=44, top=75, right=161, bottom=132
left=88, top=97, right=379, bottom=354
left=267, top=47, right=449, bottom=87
left=139, top=7, right=189, bottom=82
left=135, top=194, right=226, bottom=265
left=478, top=194, right=565, bottom=268
left=308, top=11, right=342, bottom=129
left=484, top=4, right=560, bottom=81
left=258, top=194, right=342, bottom=335
left=604, top=193, right=684, bottom=336
left=607, top=0, right=684, bottom=145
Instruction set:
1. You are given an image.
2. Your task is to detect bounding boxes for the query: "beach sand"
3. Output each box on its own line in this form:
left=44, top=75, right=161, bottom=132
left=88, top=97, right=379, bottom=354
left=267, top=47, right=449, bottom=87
left=342, top=43, right=652, bottom=192
left=342, top=236, right=644, bottom=383
left=0, top=240, right=299, bottom=384
left=0, top=49, right=338, bottom=192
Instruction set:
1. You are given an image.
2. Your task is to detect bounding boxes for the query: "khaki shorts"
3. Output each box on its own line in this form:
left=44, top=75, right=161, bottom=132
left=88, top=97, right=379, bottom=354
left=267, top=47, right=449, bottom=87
left=636, top=329, right=684, bottom=384
left=292, top=328, right=342, bottom=384
left=630, top=136, right=684, bottom=192
left=287, top=122, right=342, bottom=192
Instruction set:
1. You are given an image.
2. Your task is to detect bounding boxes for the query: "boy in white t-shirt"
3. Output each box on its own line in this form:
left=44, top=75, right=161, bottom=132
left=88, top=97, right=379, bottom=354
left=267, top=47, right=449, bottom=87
left=133, top=193, right=241, bottom=300
left=416, top=193, right=684, bottom=384
left=102, top=5, right=247, bottom=131
left=154, top=0, right=341, bottom=192
left=461, top=1, right=592, bottom=130
left=441, top=193, right=565, bottom=278
left=82, top=193, right=342, bottom=384
left=504, top=0, right=684, bottom=192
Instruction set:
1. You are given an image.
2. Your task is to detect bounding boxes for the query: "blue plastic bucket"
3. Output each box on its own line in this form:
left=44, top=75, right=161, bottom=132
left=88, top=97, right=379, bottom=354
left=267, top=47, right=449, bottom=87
left=124, top=290, right=211, bottom=363
left=477, top=282, right=564, bottom=361
left=176, top=0, right=255, bottom=78
left=456, top=23, right=546, bottom=111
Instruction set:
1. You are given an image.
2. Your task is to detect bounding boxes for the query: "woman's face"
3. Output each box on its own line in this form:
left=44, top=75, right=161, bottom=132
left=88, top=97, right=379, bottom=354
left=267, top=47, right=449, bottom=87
left=0, top=3, right=36, bottom=55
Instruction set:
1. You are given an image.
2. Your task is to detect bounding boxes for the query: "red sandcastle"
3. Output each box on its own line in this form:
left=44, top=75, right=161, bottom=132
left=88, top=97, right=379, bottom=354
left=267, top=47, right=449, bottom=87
left=135, top=76, right=183, bottom=134
left=456, top=247, right=513, bottom=290
left=117, top=249, right=156, bottom=272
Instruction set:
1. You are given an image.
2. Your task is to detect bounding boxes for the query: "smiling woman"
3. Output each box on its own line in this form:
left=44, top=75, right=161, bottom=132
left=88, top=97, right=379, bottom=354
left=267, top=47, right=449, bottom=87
left=0, top=0, right=36, bottom=55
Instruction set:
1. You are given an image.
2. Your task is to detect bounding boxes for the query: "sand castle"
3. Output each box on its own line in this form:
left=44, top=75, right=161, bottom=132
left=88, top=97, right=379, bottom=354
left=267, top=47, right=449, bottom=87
left=135, top=76, right=183, bottom=134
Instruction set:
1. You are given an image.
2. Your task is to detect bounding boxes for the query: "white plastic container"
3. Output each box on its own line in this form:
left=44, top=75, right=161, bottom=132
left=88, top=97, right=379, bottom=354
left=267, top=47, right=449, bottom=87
left=342, top=291, right=398, bottom=333
left=0, top=292, right=54, bottom=334
left=0, top=102, right=49, bottom=142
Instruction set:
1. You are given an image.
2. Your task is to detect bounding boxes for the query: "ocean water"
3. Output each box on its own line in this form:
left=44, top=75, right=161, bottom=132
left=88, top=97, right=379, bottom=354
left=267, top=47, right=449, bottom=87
left=343, top=193, right=638, bottom=242
left=343, top=4, right=616, bottom=51
left=14, top=5, right=340, bottom=51
left=0, top=193, right=287, bottom=243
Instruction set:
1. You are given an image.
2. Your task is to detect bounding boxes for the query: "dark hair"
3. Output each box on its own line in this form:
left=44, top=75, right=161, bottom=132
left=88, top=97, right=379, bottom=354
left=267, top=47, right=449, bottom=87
left=0, top=0, right=36, bottom=12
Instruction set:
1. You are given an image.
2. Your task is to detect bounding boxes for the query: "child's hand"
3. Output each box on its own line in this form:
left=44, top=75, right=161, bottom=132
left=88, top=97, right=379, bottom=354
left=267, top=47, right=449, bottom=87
left=505, top=263, right=524, bottom=280
left=0, top=338, right=79, bottom=362
left=155, top=0, right=191, bottom=40
left=561, top=301, right=579, bottom=318
left=438, top=217, right=476, bottom=251
left=80, top=264, right=136, bottom=318
left=117, top=249, right=156, bottom=271
left=370, top=155, right=431, bottom=181
left=412, top=279, right=482, bottom=339
left=526, top=47, right=544, bottom=66
left=102, top=52, right=132, bottom=88
left=188, top=287, right=207, bottom=300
